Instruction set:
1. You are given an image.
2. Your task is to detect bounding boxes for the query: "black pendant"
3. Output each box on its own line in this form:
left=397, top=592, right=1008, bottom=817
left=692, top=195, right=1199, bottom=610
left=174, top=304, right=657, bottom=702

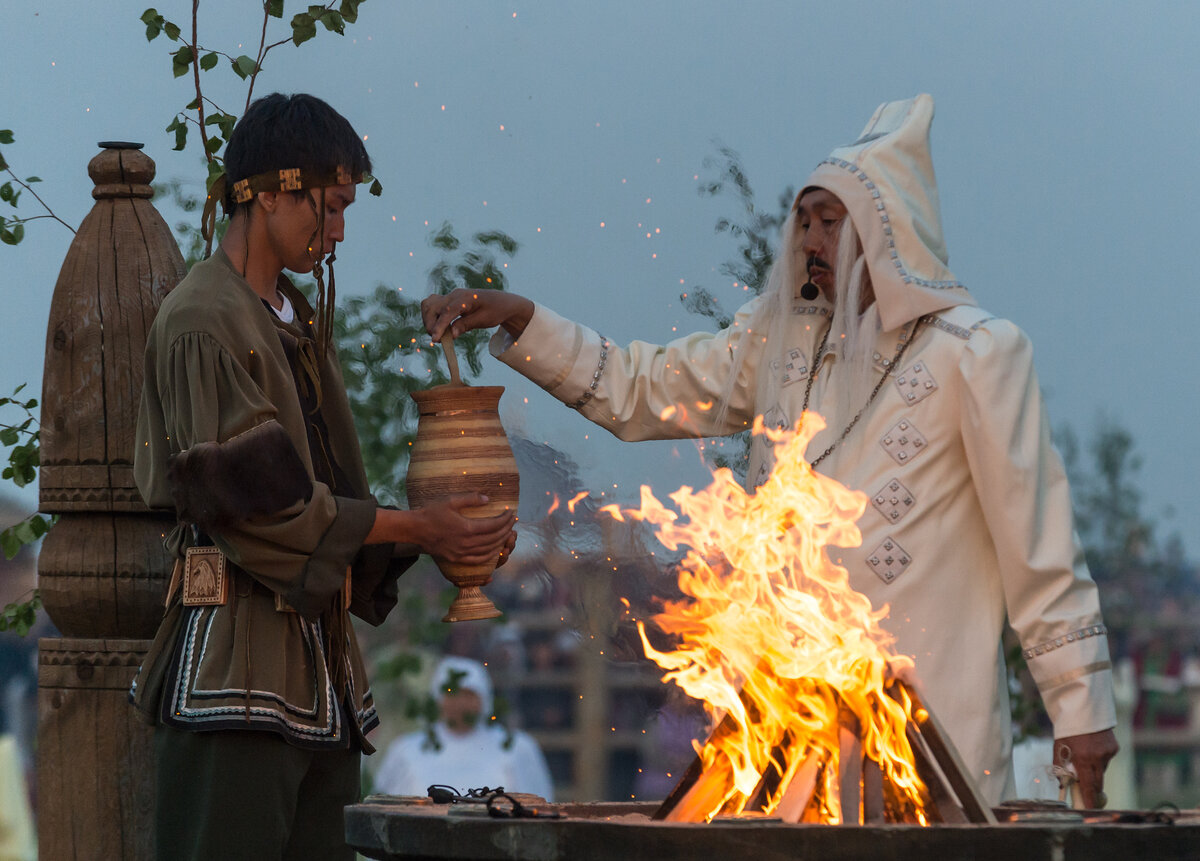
left=800, top=281, right=819, bottom=301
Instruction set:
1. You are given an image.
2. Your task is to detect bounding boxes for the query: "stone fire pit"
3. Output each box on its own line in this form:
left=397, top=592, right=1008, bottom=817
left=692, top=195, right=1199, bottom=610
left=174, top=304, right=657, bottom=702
left=346, top=797, right=1200, bottom=861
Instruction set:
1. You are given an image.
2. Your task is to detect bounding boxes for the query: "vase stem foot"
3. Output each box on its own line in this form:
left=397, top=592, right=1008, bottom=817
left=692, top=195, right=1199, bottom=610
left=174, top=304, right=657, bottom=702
left=442, top=586, right=502, bottom=623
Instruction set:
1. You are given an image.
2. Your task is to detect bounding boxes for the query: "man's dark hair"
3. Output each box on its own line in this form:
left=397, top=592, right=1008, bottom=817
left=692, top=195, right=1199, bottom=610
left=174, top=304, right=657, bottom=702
left=224, top=92, right=371, bottom=212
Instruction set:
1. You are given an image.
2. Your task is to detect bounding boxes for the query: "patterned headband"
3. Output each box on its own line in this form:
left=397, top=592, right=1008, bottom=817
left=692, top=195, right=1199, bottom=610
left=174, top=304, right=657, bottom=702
left=200, top=166, right=381, bottom=244
left=230, top=165, right=362, bottom=204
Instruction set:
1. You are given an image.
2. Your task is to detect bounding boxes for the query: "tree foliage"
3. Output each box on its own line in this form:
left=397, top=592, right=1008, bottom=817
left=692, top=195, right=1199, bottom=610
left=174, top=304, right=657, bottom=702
left=683, top=143, right=793, bottom=330
left=0, top=129, right=75, bottom=246
left=142, top=2, right=378, bottom=197
left=1060, top=418, right=1196, bottom=639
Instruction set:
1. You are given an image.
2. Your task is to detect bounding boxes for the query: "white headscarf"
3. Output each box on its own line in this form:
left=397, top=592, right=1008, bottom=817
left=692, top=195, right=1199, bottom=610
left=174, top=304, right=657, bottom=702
left=430, top=655, right=494, bottom=718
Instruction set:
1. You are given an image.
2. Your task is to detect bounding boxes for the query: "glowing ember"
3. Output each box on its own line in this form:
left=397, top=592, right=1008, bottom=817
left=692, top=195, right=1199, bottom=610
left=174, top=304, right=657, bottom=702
left=603, top=414, right=929, bottom=824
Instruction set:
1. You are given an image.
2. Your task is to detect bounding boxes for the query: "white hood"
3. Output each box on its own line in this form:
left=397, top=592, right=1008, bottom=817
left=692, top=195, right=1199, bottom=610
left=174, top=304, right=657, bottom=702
left=801, top=93, right=976, bottom=331
left=430, top=655, right=493, bottom=717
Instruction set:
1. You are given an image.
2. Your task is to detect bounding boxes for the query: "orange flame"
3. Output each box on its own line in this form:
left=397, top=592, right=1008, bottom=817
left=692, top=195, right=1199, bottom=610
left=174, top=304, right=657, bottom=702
left=614, top=413, right=928, bottom=823
left=567, top=491, right=589, bottom=514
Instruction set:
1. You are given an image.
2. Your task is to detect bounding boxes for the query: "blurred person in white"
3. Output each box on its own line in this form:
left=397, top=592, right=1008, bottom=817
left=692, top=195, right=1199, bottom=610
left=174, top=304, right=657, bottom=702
left=374, top=656, right=554, bottom=801
left=423, top=95, right=1118, bottom=807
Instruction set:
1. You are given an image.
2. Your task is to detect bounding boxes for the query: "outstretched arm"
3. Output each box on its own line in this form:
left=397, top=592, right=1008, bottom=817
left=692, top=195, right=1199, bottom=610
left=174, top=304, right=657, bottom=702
left=422, top=288, right=534, bottom=341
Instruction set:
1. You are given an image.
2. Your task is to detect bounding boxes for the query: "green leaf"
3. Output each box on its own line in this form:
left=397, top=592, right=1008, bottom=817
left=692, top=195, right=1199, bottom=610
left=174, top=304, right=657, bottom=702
left=205, top=135, right=223, bottom=155
left=291, top=12, right=317, bottom=45
left=145, top=20, right=162, bottom=40
left=200, top=52, right=218, bottom=71
left=369, top=178, right=382, bottom=196
left=13, top=520, right=36, bottom=545
left=0, top=130, right=13, bottom=144
left=0, top=428, right=18, bottom=447
left=0, top=593, right=41, bottom=636
left=25, top=176, right=41, bottom=183
left=232, top=55, right=258, bottom=79
left=164, top=20, right=181, bottom=40
left=8, top=223, right=22, bottom=245
left=430, top=222, right=459, bottom=251
left=172, top=45, right=194, bottom=78
left=0, top=183, right=12, bottom=203
left=267, top=0, right=285, bottom=18
left=215, top=113, right=236, bottom=140
left=0, top=227, right=13, bottom=247
left=0, top=530, right=20, bottom=561
left=319, top=10, right=344, bottom=33
left=474, top=231, right=519, bottom=256
left=339, top=0, right=361, bottom=23
left=28, top=515, right=48, bottom=539
left=186, top=96, right=200, bottom=110
left=140, top=8, right=159, bottom=24
left=206, top=159, right=225, bottom=188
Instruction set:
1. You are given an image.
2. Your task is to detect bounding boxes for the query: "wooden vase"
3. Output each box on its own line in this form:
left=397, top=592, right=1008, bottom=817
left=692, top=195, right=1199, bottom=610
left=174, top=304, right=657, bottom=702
left=406, top=385, right=518, bottom=622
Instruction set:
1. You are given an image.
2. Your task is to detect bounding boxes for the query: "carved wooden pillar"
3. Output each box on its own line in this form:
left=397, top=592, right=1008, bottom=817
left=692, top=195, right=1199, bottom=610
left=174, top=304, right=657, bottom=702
left=36, top=142, right=184, bottom=860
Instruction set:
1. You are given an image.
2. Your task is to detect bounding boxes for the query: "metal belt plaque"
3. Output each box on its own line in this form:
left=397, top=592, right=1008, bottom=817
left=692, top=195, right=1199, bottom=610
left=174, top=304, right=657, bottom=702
left=182, top=546, right=228, bottom=606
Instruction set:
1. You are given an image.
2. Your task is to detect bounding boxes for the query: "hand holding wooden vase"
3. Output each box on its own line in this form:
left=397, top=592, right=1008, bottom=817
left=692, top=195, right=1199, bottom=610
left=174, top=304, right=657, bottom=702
left=405, top=334, right=519, bottom=622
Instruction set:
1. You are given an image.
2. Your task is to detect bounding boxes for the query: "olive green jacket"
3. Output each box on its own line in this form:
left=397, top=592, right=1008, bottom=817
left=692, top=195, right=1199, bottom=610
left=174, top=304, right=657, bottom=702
left=130, top=248, right=411, bottom=750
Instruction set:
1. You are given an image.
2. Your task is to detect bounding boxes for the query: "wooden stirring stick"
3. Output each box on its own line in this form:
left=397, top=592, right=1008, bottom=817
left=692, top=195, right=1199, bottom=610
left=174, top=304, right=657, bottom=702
left=440, top=332, right=463, bottom=386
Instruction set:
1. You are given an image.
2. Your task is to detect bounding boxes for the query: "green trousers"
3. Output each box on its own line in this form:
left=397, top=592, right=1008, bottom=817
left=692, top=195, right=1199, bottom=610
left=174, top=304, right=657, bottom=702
left=154, top=723, right=361, bottom=860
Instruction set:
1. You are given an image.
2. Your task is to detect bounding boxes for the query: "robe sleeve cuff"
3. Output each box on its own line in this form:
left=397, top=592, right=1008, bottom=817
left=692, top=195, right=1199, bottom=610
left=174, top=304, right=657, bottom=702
left=350, top=542, right=418, bottom=626
left=1024, top=625, right=1118, bottom=737
left=285, top=495, right=376, bottom=618
left=489, top=303, right=603, bottom=406
left=1042, top=667, right=1118, bottom=738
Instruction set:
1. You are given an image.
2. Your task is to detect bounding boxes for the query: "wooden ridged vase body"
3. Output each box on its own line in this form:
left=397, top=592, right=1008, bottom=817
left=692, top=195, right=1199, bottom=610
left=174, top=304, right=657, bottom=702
left=406, top=385, right=518, bottom=622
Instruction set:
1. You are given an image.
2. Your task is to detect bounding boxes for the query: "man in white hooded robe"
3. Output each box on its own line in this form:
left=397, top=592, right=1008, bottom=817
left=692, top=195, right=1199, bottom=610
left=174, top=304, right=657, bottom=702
left=421, top=94, right=1117, bottom=807
left=374, top=657, right=555, bottom=801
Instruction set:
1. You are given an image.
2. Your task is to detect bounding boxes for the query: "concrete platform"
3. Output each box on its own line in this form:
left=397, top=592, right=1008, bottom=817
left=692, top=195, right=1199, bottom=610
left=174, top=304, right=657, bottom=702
left=346, top=798, right=1200, bottom=861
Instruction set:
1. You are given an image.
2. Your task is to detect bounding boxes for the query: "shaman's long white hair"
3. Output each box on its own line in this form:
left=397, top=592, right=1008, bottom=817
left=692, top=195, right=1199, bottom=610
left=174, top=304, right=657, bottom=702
left=714, top=210, right=880, bottom=439
left=829, top=216, right=883, bottom=419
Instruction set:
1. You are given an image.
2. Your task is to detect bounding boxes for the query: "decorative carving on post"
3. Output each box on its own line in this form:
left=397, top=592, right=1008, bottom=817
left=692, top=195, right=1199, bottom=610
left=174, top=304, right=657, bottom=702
left=37, top=142, right=185, bottom=861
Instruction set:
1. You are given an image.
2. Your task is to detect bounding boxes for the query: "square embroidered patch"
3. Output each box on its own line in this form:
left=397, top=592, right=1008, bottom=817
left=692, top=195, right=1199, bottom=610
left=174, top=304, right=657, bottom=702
left=894, top=361, right=938, bottom=406
left=781, top=348, right=810, bottom=386
left=879, top=419, right=928, bottom=466
left=867, top=537, right=912, bottom=584
left=872, top=478, right=916, bottom=523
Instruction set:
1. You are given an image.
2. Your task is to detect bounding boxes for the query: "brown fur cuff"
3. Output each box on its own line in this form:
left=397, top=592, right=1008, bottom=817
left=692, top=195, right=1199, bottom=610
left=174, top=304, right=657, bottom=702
left=167, top=421, right=313, bottom=532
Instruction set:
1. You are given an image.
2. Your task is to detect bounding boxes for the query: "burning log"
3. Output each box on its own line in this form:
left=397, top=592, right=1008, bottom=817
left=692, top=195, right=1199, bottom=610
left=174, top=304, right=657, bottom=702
left=612, top=415, right=994, bottom=827
left=894, top=680, right=996, bottom=825
left=654, top=679, right=994, bottom=825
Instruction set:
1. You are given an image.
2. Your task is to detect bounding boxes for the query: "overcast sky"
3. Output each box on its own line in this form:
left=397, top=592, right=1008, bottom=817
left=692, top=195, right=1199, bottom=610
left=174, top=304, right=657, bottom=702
left=3, top=1, right=1197, bottom=557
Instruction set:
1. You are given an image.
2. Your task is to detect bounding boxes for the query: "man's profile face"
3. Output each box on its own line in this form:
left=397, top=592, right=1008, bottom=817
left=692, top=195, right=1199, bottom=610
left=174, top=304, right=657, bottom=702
left=794, top=188, right=848, bottom=299
left=263, top=183, right=357, bottom=274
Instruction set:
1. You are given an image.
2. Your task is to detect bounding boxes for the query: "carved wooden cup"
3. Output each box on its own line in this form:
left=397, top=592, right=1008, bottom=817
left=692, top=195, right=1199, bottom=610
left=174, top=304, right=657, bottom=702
left=406, top=385, right=518, bottom=622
